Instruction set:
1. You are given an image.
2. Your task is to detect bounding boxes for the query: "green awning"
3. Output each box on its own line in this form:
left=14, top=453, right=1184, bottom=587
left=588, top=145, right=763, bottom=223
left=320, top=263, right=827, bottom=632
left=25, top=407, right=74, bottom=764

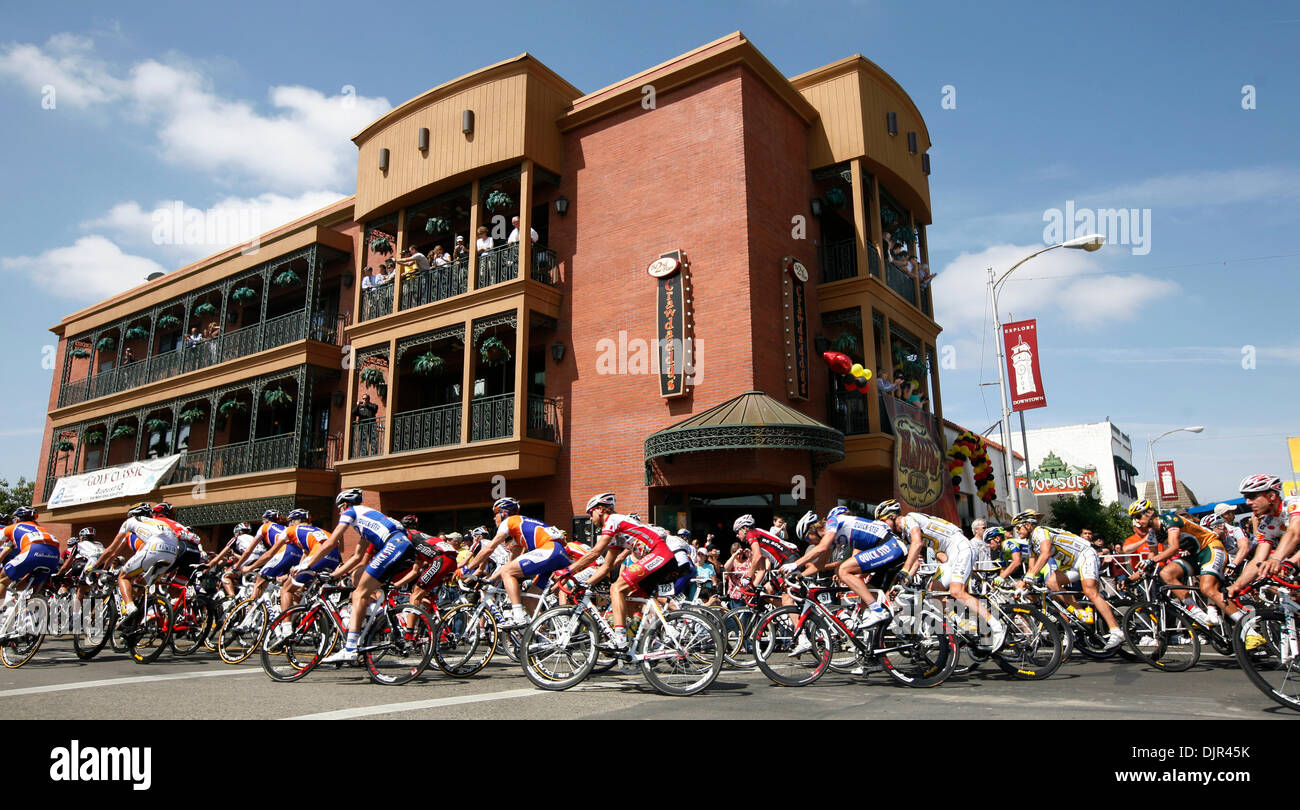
left=644, top=391, right=845, bottom=480
left=1113, top=455, right=1139, bottom=476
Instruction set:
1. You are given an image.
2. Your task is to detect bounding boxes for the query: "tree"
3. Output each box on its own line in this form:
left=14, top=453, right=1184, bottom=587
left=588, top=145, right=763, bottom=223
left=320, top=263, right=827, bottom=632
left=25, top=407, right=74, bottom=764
left=1047, top=482, right=1131, bottom=544
left=0, top=477, right=36, bottom=517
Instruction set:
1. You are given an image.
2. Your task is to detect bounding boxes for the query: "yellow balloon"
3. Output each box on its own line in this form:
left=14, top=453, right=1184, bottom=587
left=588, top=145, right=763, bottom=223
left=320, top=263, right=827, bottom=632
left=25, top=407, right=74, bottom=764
left=850, top=363, right=864, bottom=376
left=861, top=368, right=873, bottom=380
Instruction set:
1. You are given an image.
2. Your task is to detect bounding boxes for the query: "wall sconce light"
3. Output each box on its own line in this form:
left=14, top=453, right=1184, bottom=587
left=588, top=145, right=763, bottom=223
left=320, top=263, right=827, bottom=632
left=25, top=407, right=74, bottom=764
left=551, top=341, right=565, bottom=363
left=887, top=112, right=898, bottom=136
left=332, top=391, right=345, bottom=408
left=462, top=110, right=474, bottom=135
left=342, top=272, right=354, bottom=288
left=907, top=132, right=918, bottom=154
left=554, top=196, right=569, bottom=217
left=418, top=127, right=429, bottom=151
left=379, top=148, right=390, bottom=172
left=810, top=198, right=823, bottom=218
left=813, top=334, right=830, bottom=354
left=921, top=154, right=931, bottom=175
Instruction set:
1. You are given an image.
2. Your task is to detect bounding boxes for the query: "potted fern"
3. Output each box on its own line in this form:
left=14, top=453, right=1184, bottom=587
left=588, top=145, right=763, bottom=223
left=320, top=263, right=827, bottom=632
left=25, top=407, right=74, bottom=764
left=218, top=398, right=248, bottom=417
left=359, top=367, right=386, bottom=387
left=369, top=236, right=393, bottom=255
left=413, top=351, right=444, bottom=377
left=54, top=439, right=75, bottom=452
left=484, top=190, right=513, bottom=213
left=232, top=286, right=258, bottom=303
left=110, top=424, right=136, bottom=440
left=145, top=418, right=170, bottom=434
left=273, top=269, right=301, bottom=287
left=69, top=348, right=90, bottom=359
left=424, top=216, right=450, bottom=236
left=96, top=336, right=116, bottom=352
left=158, top=314, right=181, bottom=331
left=195, top=302, right=217, bottom=317
left=179, top=407, right=207, bottom=425
left=480, top=335, right=511, bottom=366
left=263, top=387, right=294, bottom=408
left=83, top=430, right=104, bottom=446
left=125, top=325, right=149, bottom=341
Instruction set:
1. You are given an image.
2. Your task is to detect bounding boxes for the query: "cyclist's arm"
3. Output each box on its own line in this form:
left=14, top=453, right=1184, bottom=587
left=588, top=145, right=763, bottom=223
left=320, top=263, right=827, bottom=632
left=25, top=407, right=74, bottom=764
left=461, top=531, right=509, bottom=576
left=790, top=526, right=834, bottom=570
left=391, top=562, right=421, bottom=588
left=244, top=536, right=286, bottom=573
left=333, top=543, right=372, bottom=579
left=998, top=550, right=1022, bottom=580
left=583, top=545, right=627, bottom=585
left=901, top=526, right=926, bottom=577
left=88, top=532, right=128, bottom=572
left=1265, top=516, right=1300, bottom=574
left=1022, top=539, right=1052, bottom=581
left=566, top=534, right=612, bottom=576
left=1150, top=528, right=1181, bottom=564
left=204, top=541, right=236, bottom=571
left=301, top=523, right=347, bottom=570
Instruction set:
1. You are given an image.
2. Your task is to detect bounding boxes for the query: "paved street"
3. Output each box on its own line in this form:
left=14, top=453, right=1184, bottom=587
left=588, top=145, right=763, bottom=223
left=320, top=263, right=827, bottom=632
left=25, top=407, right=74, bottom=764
left=1, top=638, right=1292, bottom=720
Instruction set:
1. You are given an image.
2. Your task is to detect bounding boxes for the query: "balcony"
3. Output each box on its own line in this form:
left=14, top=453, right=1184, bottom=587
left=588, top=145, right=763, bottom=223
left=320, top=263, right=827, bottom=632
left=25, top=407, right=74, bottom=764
left=826, top=390, right=872, bottom=436
left=391, top=403, right=461, bottom=453
left=885, top=259, right=918, bottom=306
left=819, top=239, right=856, bottom=284
left=361, top=281, right=394, bottom=322
left=476, top=244, right=561, bottom=290
left=400, top=259, right=468, bottom=311
left=469, top=393, right=514, bottom=442
left=58, top=309, right=344, bottom=408
left=351, top=419, right=385, bottom=458
left=526, top=395, right=559, bottom=442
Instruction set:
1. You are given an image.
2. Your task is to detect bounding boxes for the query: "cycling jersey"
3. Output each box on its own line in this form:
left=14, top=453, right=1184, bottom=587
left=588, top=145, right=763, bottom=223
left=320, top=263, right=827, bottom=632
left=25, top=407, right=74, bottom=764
left=1219, top=525, right=1247, bottom=557
left=1029, top=526, right=1092, bottom=570
left=599, top=513, right=661, bottom=560
left=1254, top=497, right=1300, bottom=546
left=900, top=512, right=965, bottom=557
left=2, top=523, right=60, bottom=585
left=337, top=505, right=404, bottom=552
left=71, top=540, right=104, bottom=566
left=997, top=537, right=1031, bottom=566
left=287, top=523, right=332, bottom=556
left=744, top=528, right=799, bottom=566
left=118, top=517, right=180, bottom=553
left=1159, top=511, right=1225, bottom=557
left=2, top=522, right=59, bottom=552
left=503, top=515, right=562, bottom=553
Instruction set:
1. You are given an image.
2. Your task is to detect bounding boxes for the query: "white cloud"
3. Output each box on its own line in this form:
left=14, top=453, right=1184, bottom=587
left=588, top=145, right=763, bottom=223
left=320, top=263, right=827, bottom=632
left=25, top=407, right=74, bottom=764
left=0, top=236, right=165, bottom=301
left=0, top=33, right=127, bottom=108
left=1089, top=167, right=1300, bottom=208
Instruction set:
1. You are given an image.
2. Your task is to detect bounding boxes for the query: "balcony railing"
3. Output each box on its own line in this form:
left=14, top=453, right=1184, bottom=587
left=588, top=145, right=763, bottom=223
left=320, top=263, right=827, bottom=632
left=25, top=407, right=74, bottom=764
left=470, top=393, right=514, bottom=442
left=826, top=390, right=872, bottom=436
left=158, top=433, right=305, bottom=487
left=526, top=394, right=559, bottom=442
left=400, top=259, right=468, bottom=311
left=351, top=419, right=385, bottom=458
left=58, top=308, right=329, bottom=408
left=361, top=281, right=394, bottom=322
left=476, top=244, right=519, bottom=289
left=885, top=259, right=919, bottom=306
left=531, top=248, right=559, bottom=286
left=391, top=403, right=461, bottom=453
left=819, top=239, right=857, bottom=284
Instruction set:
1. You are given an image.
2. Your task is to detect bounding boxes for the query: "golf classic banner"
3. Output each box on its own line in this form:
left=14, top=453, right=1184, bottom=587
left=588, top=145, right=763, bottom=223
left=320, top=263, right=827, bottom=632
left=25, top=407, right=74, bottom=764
left=46, top=454, right=183, bottom=510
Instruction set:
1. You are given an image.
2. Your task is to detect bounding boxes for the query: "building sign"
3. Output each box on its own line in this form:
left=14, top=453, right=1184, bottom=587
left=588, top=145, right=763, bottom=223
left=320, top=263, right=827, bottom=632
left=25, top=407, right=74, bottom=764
left=1156, top=460, right=1178, bottom=501
left=783, top=256, right=810, bottom=400
left=654, top=250, right=691, bottom=398
left=882, top=397, right=960, bottom=523
left=1014, top=450, right=1099, bottom=495
left=1002, top=319, right=1046, bottom=411
left=47, top=454, right=183, bottom=510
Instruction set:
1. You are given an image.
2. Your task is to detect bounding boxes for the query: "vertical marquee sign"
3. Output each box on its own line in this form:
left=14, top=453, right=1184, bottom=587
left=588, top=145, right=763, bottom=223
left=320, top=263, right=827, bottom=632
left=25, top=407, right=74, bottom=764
left=648, top=250, right=692, bottom=398
left=783, top=256, right=810, bottom=400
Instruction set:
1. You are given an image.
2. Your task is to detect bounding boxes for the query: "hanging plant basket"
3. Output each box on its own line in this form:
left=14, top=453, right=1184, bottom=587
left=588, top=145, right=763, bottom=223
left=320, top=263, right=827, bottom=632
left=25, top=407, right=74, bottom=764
left=194, top=302, right=217, bottom=317
left=831, top=333, right=859, bottom=354
left=263, top=386, right=294, bottom=409
left=95, top=336, right=117, bottom=352
left=232, top=286, right=258, bottom=303
left=124, top=326, right=149, bottom=341
left=359, top=367, right=386, bottom=387
left=179, top=407, right=207, bottom=425
left=823, top=188, right=847, bottom=210
left=424, top=216, right=450, bottom=236
left=110, top=424, right=136, bottom=441
left=69, top=348, right=90, bottom=359
left=479, top=335, right=512, bottom=367
left=54, top=439, right=75, bottom=452
left=413, top=351, right=444, bottom=377
left=145, top=418, right=171, bottom=434
left=892, top=226, right=916, bottom=246
left=273, top=270, right=301, bottom=287
left=218, top=398, right=249, bottom=417
left=369, top=236, right=393, bottom=256
left=158, top=314, right=181, bottom=331
left=881, top=208, right=900, bottom=229
left=83, top=430, right=104, bottom=446
left=484, top=190, right=513, bottom=213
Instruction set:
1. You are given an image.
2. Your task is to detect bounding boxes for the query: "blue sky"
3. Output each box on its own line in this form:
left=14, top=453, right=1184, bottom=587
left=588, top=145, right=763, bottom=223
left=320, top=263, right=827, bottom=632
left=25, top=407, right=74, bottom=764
left=1, top=0, right=1297, bottom=501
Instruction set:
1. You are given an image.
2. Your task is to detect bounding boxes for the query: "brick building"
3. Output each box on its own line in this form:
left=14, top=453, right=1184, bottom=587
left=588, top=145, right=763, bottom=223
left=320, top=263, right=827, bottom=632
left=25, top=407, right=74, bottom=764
left=34, top=33, right=943, bottom=552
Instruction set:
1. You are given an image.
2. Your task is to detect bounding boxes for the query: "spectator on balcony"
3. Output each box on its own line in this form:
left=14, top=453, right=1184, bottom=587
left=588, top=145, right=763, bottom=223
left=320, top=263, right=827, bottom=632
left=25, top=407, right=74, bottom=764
left=121, top=347, right=135, bottom=365
left=878, top=370, right=905, bottom=397
left=431, top=245, right=452, bottom=267
left=204, top=322, right=221, bottom=363
left=185, top=326, right=202, bottom=349
left=394, top=247, right=431, bottom=278
left=475, top=225, right=493, bottom=253
left=507, top=216, right=538, bottom=245
left=452, top=235, right=468, bottom=262
left=360, top=266, right=377, bottom=290
left=917, top=261, right=935, bottom=289
left=352, top=394, right=379, bottom=456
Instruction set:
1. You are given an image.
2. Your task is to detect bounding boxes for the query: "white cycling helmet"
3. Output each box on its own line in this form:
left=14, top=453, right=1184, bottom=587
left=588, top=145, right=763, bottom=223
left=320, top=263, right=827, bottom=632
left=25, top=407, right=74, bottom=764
left=795, top=510, right=819, bottom=541
left=585, top=492, right=616, bottom=513
left=1239, top=474, right=1282, bottom=496
left=651, top=525, right=670, bottom=539
left=732, top=514, right=755, bottom=534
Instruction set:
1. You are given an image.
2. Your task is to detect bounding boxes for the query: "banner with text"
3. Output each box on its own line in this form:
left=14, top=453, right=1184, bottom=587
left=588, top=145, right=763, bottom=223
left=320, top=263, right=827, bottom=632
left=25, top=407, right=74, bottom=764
left=882, top=395, right=960, bottom=524
left=1156, top=460, right=1179, bottom=501
left=1002, top=319, right=1046, bottom=411
left=47, top=454, right=182, bottom=510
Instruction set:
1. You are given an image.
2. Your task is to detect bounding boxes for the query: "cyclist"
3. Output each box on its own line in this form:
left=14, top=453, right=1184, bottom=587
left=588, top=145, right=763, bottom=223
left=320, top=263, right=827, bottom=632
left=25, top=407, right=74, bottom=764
left=86, top=503, right=179, bottom=620
left=1144, top=508, right=1234, bottom=626
left=278, top=509, right=339, bottom=613
left=1244, top=474, right=1300, bottom=580
left=733, top=514, right=799, bottom=596
left=1208, top=508, right=1249, bottom=581
left=986, top=525, right=1030, bottom=585
left=0, top=506, right=61, bottom=605
left=1016, top=509, right=1124, bottom=650
left=460, top=498, right=570, bottom=628
left=233, top=510, right=294, bottom=628
left=394, top=516, right=458, bottom=622
left=203, top=523, right=267, bottom=600
left=565, top=493, right=678, bottom=651
left=56, top=528, right=104, bottom=592
left=151, top=502, right=202, bottom=584
left=300, top=489, right=413, bottom=665
left=659, top=527, right=697, bottom=599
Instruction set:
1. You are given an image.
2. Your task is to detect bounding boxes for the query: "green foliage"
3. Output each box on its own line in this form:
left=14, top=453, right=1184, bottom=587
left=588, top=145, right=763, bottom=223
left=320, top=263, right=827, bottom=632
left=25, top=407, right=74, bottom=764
left=263, top=386, right=294, bottom=408
left=218, top=398, right=248, bottom=416
left=144, top=418, right=171, bottom=434
left=69, top=348, right=90, bottom=359
left=424, top=216, right=450, bottom=236
left=194, top=302, right=217, bottom=317
left=0, top=477, right=35, bottom=517
left=892, top=225, right=916, bottom=246
left=273, top=270, right=301, bottom=287
left=479, top=335, right=511, bottom=367
left=82, top=430, right=104, bottom=446
left=1047, top=481, right=1132, bottom=544
left=179, top=407, right=207, bottom=425
left=124, top=326, right=149, bottom=341
left=232, top=286, right=258, bottom=303
left=110, top=424, right=136, bottom=440
left=158, top=314, right=181, bottom=331
left=360, top=367, right=385, bottom=387
left=831, top=333, right=859, bottom=355
left=484, top=189, right=513, bottom=213
left=369, top=236, right=392, bottom=255
left=95, top=336, right=116, bottom=352
left=54, top=439, right=75, bottom=452
left=413, top=351, right=444, bottom=376
left=822, top=187, right=846, bottom=210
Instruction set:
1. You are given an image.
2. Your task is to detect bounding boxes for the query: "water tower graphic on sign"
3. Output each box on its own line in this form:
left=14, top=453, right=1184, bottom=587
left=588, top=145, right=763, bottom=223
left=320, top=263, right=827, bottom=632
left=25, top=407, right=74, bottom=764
left=1010, top=336, right=1036, bottom=396
left=1160, top=467, right=1175, bottom=497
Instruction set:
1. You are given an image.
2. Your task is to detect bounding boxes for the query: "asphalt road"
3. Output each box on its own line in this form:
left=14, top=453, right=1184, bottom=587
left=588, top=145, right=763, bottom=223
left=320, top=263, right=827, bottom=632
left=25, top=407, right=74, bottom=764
left=1, top=638, right=1292, bottom=720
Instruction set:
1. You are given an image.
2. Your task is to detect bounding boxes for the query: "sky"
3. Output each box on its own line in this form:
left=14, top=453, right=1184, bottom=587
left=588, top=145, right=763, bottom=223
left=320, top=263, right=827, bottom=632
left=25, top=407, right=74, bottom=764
left=1, top=0, right=1297, bottom=502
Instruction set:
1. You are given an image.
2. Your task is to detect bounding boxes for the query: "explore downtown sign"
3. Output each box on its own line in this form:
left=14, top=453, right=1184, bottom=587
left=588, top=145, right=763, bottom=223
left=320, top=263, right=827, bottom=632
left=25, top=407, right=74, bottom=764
left=47, top=455, right=182, bottom=509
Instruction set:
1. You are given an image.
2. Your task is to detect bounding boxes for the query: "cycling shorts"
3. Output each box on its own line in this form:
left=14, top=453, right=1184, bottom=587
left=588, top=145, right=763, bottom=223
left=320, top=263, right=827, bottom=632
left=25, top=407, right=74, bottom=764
left=516, top=543, right=570, bottom=584
left=415, top=552, right=457, bottom=590
left=936, top=541, right=974, bottom=589
left=292, top=549, right=341, bottom=586
left=170, top=541, right=203, bottom=581
left=850, top=536, right=907, bottom=574
left=620, top=540, right=679, bottom=598
left=674, top=562, right=698, bottom=597
left=123, top=539, right=179, bottom=585
left=260, top=544, right=303, bottom=580
left=1177, top=546, right=1227, bottom=581
left=3, top=544, right=60, bottom=587
left=365, top=534, right=413, bottom=582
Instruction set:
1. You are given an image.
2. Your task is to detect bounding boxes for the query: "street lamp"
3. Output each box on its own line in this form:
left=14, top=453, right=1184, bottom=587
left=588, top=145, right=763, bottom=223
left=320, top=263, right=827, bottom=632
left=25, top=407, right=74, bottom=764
left=989, top=234, right=1105, bottom=515
left=1147, top=426, right=1204, bottom=508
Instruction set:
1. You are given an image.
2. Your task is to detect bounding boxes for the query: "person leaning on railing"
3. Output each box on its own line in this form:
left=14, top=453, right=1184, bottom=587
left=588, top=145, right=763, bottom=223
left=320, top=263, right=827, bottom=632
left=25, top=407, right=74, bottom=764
left=393, top=247, right=431, bottom=278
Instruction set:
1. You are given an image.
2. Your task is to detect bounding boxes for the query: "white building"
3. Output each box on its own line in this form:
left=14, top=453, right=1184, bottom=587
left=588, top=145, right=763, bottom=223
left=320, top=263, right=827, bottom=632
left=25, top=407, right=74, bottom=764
left=942, top=419, right=1029, bottom=530
left=1011, top=420, right=1140, bottom=506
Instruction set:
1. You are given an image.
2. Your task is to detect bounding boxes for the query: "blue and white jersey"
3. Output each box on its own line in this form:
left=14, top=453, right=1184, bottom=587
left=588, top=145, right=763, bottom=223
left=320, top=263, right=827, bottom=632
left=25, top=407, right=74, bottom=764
left=829, top=516, right=897, bottom=562
left=337, top=505, right=404, bottom=552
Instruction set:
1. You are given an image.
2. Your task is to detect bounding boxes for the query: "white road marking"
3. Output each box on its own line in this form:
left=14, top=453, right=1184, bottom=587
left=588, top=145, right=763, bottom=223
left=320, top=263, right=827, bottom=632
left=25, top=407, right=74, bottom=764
left=0, top=667, right=259, bottom=698
left=284, top=687, right=548, bottom=720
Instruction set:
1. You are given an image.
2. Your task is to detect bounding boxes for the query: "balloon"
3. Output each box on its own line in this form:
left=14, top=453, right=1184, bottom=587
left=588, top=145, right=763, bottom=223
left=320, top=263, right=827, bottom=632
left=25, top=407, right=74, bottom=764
left=860, top=368, right=872, bottom=380
left=823, top=352, right=852, bottom=375
left=850, top=363, right=864, bottom=376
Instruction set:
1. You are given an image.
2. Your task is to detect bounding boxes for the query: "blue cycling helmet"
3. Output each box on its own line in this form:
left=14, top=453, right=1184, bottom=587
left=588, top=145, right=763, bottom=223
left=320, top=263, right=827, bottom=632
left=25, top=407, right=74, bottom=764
left=826, top=506, right=850, bottom=522
left=492, top=497, right=521, bottom=516
left=286, top=508, right=310, bottom=523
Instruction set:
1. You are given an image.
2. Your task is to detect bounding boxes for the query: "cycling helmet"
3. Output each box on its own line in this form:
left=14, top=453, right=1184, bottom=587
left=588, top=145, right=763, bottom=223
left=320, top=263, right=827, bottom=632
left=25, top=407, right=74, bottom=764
left=627, top=513, right=642, bottom=522
left=286, top=508, right=310, bottom=523
left=732, top=514, right=755, bottom=534
left=1127, top=499, right=1154, bottom=517
left=1240, top=474, right=1283, bottom=496
left=982, top=526, right=1006, bottom=544
left=470, top=526, right=490, bottom=539
left=585, top=492, right=616, bottom=514
left=234, top=522, right=252, bottom=535
left=1201, top=514, right=1224, bottom=529
left=12, top=506, right=36, bottom=522
left=78, top=527, right=96, bottom=539
left=401, top=514, right=419, bottom=529
left=335, top=488, right=364, bottom=508
left=651, top=525, right=669, bottom=539
left=492, top=497, right=521, bottom=516
left=126, top=502, right=151, bottom=518
left=261, top=509, right=283, bottom=523
left=152, top=502, right=175, bottom=518
left=827, top=506, right=850, bottom=522
left=677, top=529, right=692, bottom=540
left=874, top=499, right=902, bottom=519
left=1011, top=509, right=1041, bottom=527
left=795, top=510, right=819, bottom=541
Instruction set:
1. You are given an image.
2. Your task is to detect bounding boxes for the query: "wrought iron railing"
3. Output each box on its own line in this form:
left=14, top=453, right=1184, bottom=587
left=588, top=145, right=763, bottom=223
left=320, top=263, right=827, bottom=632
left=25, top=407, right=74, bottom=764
left=526, top=394, right=559, bottom=442
left=360, top=281, right=394, bottom=321
left=531, top=248, right=559, bottom=286
left=826, top=390, right=872, bottom=436
left=400, top=258, right=468, bottom=311
left=867, top=243, right=881, bottom=277
left=58, top=308, right=328, bottom=408
left=391, top=403, right=462, bottom=453
left=351, top=418, right=385, bottom=458
left=885, top=259, right=918, bottom=306
left=819, top=239, right=857, bottom=284
left=469, top=393, right=514, bottom=442
left=156, top=433, right=305, bottom=487
left=476, top=243, right=519, bottom=289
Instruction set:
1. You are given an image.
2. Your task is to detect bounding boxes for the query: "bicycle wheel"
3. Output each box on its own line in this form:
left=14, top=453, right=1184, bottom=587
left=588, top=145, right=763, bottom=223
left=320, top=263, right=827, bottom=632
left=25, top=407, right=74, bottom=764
left=260, top=606, right=331, bottom=682
left=721, top=607, right=758, bottom=668
left=126, top=595, right=172, bottom=664
left=432, top=603, right=498, bottom=677
left=827, top=609, right=866, bottom=674
left=637, top=609, right=724, bottom=697
left=0, top=596, right=47, bottom=668
left=519, top=606, right=599, bottom=690
left=994, top=606, right=1063, bottom=680
left=753, top=606, right=832, bottom=687
left=169, top=597, right=213, bottom=656
left=363, top=606, right=435, bottom=685
left=72, top=594, right=114, bottom=661
left=879, top=620, right=957, bottom=688
left=1233, top=609, right=1300, bottom=711
left=1122, top=600, right=1199, bottom=672
left=218, top=599, right=266, bottom=664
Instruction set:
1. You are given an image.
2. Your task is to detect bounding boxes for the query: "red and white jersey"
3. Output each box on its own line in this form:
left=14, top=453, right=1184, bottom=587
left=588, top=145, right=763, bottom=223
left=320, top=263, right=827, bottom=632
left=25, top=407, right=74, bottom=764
left=744, top=528, right=799, bottom=566
left=1255, top=496, right=1300, bottom=546
left=598, top=513, right=661, bottom=559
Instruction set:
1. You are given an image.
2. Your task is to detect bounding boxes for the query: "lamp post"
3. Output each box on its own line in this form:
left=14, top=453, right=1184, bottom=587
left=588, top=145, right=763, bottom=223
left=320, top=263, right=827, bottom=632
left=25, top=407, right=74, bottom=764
left=989, top=234, right=1104, bottom=516
left=1147, top=426, right=1204, bottom=508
